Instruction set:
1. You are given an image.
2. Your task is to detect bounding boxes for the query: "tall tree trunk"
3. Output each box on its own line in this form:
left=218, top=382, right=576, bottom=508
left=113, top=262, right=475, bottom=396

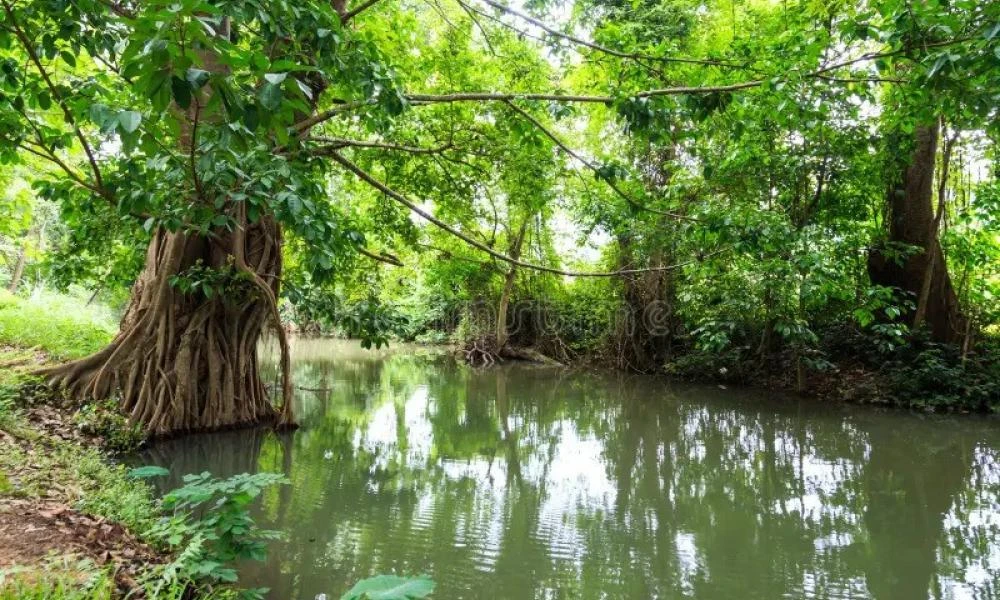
left=868, top=122, right=966, bottom=343
left=7, top=245, right=25, bottom=294
left=495, top=217, right=528, bottom=349
left=41, top=215, right=292, bottom=435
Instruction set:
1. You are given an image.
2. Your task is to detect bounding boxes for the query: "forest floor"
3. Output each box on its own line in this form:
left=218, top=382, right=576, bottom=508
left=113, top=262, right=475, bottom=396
left=0, top=344, right=162, bottom=598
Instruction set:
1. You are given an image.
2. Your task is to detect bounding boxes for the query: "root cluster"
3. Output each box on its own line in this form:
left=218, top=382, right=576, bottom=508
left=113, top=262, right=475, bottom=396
left=39, top=215, right=292, bottom=436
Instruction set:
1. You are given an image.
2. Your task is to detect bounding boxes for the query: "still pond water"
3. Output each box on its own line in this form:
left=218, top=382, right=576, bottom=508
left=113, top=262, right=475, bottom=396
left=141, top=339, right=1000, bottom=599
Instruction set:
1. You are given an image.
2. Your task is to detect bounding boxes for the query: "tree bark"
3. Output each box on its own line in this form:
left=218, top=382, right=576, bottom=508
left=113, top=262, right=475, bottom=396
left=495, top=217, right=528, bottom=349
left=868, top=122, right=966, bottom=344
left=7, top=245, right=25, bottom=294
left=40, top=215, right=291, bottom=436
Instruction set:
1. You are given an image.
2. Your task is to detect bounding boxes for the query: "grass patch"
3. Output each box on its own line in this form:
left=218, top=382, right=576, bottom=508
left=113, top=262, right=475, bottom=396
left=0, top=434, right=157, bottom=533
left=0, top=559, right=115, bottom=600
left=0, top=290, right=115, bottom=361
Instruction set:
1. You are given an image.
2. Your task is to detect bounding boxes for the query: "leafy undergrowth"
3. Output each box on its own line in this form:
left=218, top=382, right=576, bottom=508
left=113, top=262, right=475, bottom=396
left=0, top=290, right=115, bottom=361
left=663, top=326, right=1000, bottom=412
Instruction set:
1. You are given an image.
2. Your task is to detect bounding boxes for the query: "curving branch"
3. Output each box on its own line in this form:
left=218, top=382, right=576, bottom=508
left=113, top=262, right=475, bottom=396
left=357, top=246, right=404, bottom=266
left=3, top=0, right=106, bottom=195
left=341, top=0, right=386, bottom=22
left=306, top=136, right=453, bottom=155
left=296, top=47, right=923, bottom=133
left=501, top=100, right=700, bottom=222
left=292, top=100, right=372, bottom=133
left=16, top=141, right=101, bottom=194
left=327, top=149, right=729, bottom=277
left=467, top=0, right=748, bottom=68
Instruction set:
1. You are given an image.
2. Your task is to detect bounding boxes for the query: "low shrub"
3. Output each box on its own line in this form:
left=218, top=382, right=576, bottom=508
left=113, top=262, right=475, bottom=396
left=74, top=399, right=147, bottom=453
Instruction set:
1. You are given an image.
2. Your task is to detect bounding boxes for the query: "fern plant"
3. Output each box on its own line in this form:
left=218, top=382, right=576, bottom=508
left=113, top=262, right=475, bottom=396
left=130, top=467, right=288, bottom=599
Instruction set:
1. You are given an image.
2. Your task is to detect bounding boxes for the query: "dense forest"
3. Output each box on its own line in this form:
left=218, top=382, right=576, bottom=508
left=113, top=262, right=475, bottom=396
left=1, top=0, right=999, bottom=597
left=1, top=0, right=998, bottom=431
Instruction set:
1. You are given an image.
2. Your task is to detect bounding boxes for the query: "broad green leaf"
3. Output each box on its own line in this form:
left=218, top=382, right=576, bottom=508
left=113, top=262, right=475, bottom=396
left=340, top=575, right=435, bottom=600
left=257, top=83, right=282, bottom=111
left=128, top=465, right=170, bottom=479
left=118, top=110, right=142, bottom=133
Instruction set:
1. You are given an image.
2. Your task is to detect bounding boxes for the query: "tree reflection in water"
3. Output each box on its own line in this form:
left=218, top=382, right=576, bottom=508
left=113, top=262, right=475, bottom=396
left=140, top=339, right=1000, bottom=600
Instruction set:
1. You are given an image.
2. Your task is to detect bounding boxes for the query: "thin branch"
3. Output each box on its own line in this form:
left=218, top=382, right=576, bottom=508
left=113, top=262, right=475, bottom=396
left=190, top=98, right=205, bottom=200
left=3, top=0, right=106, bottom=194
left=306, top=136, right=453, bottom=154
left=454, top=0, right=557, bottom=48
left=415, top=242, right=496, bottom=267
left=357, top=246, right=404, bottom=266
left=327, top=149, right=728, bottom=277
left=341, top=0, right=385, bottom=22
left=815, top=74, right=908, bottom=84
left=15, top=142, right=102, bottom=194
left=501, top=100, right=699, bottom=222
left=455, top=0, right=498, bottom=56
left=293, top=29, right=975, bottom=139
left=292, top=100, right=372, bottom=133
left=470, top=0, right=747, bottom=68
left=406, top=82, right=760, bottom=105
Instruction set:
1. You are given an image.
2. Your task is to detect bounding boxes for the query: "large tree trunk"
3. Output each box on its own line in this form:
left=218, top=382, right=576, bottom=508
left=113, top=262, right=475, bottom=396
left=613, top=234, right=676, bottom=372
left=495, top=217, right=528, bottom=349
left=868, top=122, right=966, bottom=344
left=40, top=212, right=293, bottom=436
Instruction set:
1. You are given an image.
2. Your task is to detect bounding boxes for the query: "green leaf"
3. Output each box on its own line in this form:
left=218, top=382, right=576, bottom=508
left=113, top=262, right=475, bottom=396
left=341, top=575, right=435, bottom=600
left=60, top=50, right=76, bottom=67
left=118, top=110, right=142, bottom=133
left=264, top=72, right=287, bottom=85
left=128, top=465, right=170, bottom=479
left=257, top=83, right=282, bottom=112
left=171, top=76, right=192, bottom=109
left=186, top=68, right=211, bottom=89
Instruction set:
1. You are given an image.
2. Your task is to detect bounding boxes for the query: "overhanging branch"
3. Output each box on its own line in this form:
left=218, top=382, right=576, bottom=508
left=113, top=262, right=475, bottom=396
left=3, top=0, right=107, bottom=195
left=327, top=149, right=728, bottom=277
left=501, top=100, right=700, bottom=222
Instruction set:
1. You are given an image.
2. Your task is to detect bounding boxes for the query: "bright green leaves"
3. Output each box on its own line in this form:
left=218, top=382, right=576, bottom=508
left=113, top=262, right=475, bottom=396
left=340, top=575, right=435, bottom=600
left=146, top=471, right=288, bottom=590
left=169, top=261, right=254, bottom=303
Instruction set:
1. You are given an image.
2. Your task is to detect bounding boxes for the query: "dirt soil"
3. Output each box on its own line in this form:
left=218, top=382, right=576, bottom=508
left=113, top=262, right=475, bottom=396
left=0, top=499, right=160, bottom=591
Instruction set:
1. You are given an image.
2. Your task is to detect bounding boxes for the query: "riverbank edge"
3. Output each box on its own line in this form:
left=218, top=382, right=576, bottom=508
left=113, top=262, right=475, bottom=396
left=0, top=344, right=173, bottom=598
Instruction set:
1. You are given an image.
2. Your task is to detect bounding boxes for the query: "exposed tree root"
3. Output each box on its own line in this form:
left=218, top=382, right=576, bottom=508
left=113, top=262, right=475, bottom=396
left=37, top=215, right=294, bottom=436
left=463, top=337, right=499, bottom=367
left=461, top=335, right=564, bottom=367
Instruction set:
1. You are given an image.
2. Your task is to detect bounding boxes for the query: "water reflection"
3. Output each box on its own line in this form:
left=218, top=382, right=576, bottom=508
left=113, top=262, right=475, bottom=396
left=142, top=339, right=1000, bottom=599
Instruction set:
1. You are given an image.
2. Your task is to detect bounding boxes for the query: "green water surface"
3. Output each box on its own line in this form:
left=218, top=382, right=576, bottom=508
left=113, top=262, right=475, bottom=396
left=141, top=338, right=1000, bottom=599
